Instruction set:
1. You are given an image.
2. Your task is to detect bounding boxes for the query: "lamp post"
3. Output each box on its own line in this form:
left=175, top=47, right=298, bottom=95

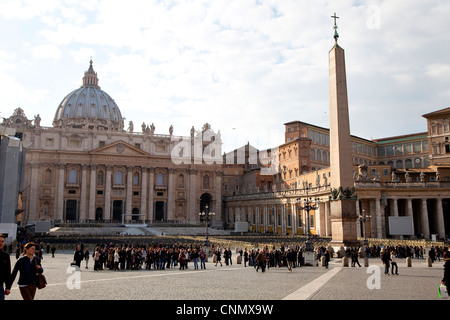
left=199, top=205, right=215, bottom=247
left=359, top=209, right=371, bottom=246
left=297, top=185, right=320, bottom=252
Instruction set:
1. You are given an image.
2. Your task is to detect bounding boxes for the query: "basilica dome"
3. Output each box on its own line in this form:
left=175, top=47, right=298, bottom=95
left=53, top=61, right=124, bottom=131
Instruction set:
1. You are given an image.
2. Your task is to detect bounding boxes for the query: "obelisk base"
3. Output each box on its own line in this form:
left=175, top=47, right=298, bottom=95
left=329, top=199, right=360, bottom=249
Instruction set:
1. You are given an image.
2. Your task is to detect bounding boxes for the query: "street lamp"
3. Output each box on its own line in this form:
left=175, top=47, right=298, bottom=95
left=359, top=209, right=371, bottom=246
left=297, top=185, right=320, bottom=252
left=199, top=205, right=215, bottom=247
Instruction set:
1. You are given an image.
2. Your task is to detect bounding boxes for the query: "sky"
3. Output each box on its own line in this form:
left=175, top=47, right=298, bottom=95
left=1, top=0, right=450, bottom=153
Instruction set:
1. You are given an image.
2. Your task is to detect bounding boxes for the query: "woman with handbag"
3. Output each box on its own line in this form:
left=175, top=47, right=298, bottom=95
left=9, top=242, right=44, bottom=300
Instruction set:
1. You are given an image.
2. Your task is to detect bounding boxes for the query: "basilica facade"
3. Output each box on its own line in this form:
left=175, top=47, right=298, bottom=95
left=2, top=62, right=223, bottom=227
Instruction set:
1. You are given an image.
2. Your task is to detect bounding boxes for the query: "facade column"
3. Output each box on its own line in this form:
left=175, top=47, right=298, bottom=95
left=79, top=164, right=88, bottom=221
left=356, top=200, right=361, bottom=238
left=391, top=198, right=399, bottom=217
left=125, top=166, right=133, bottom=220
left=104, top=165, right=112, bottom=221
left=375, top=197, right=383, bottom=238
left=167, top=168, right=174, bottom=221
left=421, top=198, right=430, bottom=239
left=56, top=163, right=65, bottom=222
left=140, top=167, right=148, bottom=221
left=215, top=171, right=222, bottom=226
left=325, top=201, right=331, bottom=237
left=28, top=163, right=39, bottom=222
left=406, top=198, right=415, bottom=237
left=88, top=165, right=96, bottom=221
left=436, top=198, right=445, bottom=238
left=187, top=169, right=197, bottom=224
left=147, top=168, right=154, bottom=222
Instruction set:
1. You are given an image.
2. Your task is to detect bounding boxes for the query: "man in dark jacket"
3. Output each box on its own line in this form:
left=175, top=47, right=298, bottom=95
left=0, top=234, right=11, bottom=299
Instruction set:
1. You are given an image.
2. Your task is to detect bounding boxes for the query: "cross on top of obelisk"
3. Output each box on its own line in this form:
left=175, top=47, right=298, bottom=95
left=331, top=12, right=339, bottom=43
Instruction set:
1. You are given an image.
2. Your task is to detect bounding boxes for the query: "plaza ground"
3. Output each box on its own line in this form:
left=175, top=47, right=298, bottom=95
left=4, top=250, right=447, bottom=301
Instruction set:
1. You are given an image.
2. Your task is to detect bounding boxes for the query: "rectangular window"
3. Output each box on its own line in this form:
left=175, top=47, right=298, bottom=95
left=413, top=141, right=422, bottom=153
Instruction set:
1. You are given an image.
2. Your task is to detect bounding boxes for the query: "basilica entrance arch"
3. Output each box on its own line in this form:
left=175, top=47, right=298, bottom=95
left=65, top=200, right=77, bottom=221
left=200, top=193, right=212, bottom=213
left=112, top=200, right=123, bottom=222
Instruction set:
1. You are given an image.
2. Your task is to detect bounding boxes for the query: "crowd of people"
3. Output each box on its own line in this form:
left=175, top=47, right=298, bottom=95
left=72, top=243, right=211, bottom=272
left=1, top=233, right=450, bottom=300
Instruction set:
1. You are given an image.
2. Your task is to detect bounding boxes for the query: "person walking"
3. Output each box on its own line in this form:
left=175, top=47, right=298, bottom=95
left=381, top=249, right=391, bottom=275
left=351, top=250, right=361, bottom=267
left=9, top=242, right=44, bottom=300
left=390, top=251, right=399, bottom=275
left=191, top=249, right=199, bottom=270
left=84, top=248, right=90, bottom=269
left=286, top=249, right=296, bottom=272
left=324, top=249, right=330, bottom=269
left=0, top=234, right=11, bottom=300
left=73, top=245, right=84, bottom=269
left=114, top=248, right=120, bottom=271
left=199, top=248, right=206, bottom=269
left=441, top=251, right=450, bottom=290
left=215, top=249, right=222, bottom=267
left=255, top=249, right=266, bottom=273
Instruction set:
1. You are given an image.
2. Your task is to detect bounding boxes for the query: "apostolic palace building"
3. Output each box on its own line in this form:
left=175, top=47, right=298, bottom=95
left=2, top=35, right=450, bottom=243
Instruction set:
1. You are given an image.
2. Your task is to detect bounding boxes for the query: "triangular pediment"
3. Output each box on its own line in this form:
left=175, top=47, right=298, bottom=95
left=91, top=140, right=150, bottom=156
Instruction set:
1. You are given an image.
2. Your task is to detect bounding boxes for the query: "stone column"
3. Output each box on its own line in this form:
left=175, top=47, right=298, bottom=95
left=215, top=170, right=222, bottom=226
left=436, top=198, right=445, bottom=238
left=391, top=198, right=399, bottom=217
left=356, top=200, right=361, bottom=238
left=79, top=164, right=88, bottom=221
left=126, top=166, right=133, bottom=220
left=375, top=197, right=383, bottom=238
left=421, top=198, right=430, bottom=239
left=88, top=165, right=96, bottom=221
left=28, top=163, right=40, bottom=222
left=56, top=164, right=65, bottom=221
left=147, top=168, right=154, bottom=222
left=140, top=167, right=148, bottom=221
left=167, top=168, right=174, bottom=221
left=104, top=165, right=112, bottom=221
left=406, top=198, right=415, bottom=237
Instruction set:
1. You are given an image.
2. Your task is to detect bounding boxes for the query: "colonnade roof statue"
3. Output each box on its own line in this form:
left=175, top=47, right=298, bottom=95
left=52, top=60, right=124, bottom=131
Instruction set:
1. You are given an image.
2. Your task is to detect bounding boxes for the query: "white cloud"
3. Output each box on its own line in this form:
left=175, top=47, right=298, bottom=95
left=31, top=44, right=62, bottom=60
left=1, top=0, right=450, bottom=152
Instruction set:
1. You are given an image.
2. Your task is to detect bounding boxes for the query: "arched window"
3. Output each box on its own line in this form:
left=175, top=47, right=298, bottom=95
left=156, top=173, right=164, bottom=186
left=405, top=159, right=412, bottom=169
left=310, top=149, right=316, bottom=160
left=68, top=169, right=77, bottom=184
left=396, top=160, right=403, bottom=169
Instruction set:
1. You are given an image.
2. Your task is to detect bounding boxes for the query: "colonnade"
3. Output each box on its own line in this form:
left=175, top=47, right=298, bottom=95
left=225, top=193, right=449, bottom=240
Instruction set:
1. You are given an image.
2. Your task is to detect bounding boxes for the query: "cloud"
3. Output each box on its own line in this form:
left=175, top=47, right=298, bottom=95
left=31, top=44, right=62, bottom=60
left=1, top=0, right=450, bottom=152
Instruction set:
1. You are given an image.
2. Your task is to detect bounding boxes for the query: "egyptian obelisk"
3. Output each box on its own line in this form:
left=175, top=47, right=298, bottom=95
left=328, top=13, right=359, bottom=247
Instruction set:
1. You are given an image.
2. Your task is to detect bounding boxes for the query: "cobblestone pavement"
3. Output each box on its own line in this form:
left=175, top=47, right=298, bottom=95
left=4, top=251, right=447, bottom=301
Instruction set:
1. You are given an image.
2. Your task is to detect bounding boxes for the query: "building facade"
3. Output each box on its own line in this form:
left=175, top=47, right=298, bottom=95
left=223, top=109, right=450, bottom=241
left=2, top=62, right=223, bottom=227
